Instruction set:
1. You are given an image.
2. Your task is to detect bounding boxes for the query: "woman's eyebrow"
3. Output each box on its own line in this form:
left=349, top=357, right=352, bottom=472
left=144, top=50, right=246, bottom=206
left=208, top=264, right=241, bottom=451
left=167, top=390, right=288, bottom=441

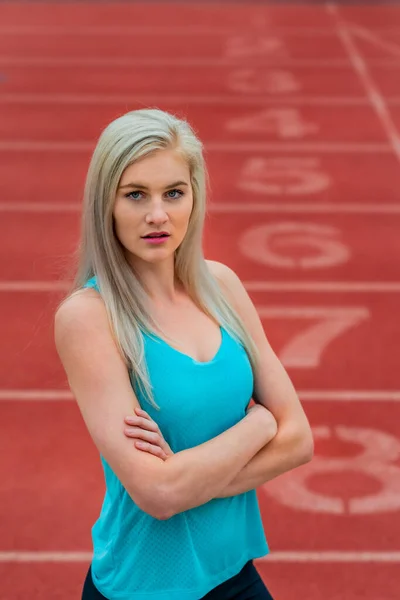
left=119, top=181, right=189, bottom=190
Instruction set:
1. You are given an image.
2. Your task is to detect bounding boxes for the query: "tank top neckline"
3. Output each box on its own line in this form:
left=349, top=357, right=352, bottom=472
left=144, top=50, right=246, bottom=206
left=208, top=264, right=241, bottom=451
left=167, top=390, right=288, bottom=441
left=84, top=275, right=227, bottom=367
left=144, top=326, right=226, bottom=367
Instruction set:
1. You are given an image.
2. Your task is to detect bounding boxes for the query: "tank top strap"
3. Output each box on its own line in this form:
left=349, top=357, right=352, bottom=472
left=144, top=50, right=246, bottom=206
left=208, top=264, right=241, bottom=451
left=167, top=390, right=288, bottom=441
left=83, top=275, right=100, bottom=292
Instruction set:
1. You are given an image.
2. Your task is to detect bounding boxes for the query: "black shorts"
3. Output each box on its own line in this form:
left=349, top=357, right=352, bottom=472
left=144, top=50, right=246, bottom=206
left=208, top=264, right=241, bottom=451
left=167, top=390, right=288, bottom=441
left=82, top=560, right=274, bottom=600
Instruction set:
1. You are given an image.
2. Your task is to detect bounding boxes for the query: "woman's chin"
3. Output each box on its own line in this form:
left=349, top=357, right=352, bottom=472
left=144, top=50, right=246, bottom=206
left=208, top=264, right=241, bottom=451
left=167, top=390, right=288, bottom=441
left=129, top=249, right=175, bottom=265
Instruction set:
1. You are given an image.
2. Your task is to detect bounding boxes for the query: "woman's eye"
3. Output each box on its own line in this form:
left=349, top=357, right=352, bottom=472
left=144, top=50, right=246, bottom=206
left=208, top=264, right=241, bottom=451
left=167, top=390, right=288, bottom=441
left=166, top=189, right=183, bottom=199
left=125, top=189, right=183, bottom=201
left=126, top=191, right=143, bottom=201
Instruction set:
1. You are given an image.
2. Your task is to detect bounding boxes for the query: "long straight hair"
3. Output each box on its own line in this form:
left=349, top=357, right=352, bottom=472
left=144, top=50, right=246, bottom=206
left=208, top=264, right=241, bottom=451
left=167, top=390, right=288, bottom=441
left=60, top=108, right=259, bottom=408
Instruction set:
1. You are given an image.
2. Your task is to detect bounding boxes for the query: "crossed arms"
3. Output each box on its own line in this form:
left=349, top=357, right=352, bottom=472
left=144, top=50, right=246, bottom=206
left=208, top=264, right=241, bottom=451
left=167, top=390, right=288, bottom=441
left=55, top=263, right=313, bottom=520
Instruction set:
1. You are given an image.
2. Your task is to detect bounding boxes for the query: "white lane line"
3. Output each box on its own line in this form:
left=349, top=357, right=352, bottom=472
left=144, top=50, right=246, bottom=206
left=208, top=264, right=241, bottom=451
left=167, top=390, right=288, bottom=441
left=1, top=390, right=400, bottom=402
left=0, top=57, right=354, bottom=67
left=349, top=25, right=400, bottom=59
left=361, top=29, right=400, bottom=35
left=0, top=94, right=372, bottom=106
left=211, top=203, right=400, bottom=214
left=0, top=281, right=70, bottom=292
left=2, top=202, right=400, bottom=215
left=328, top=4, right=400, bottom=165
left=299, top=391, right=400, bottom=402
left=245, top=281, right=400, bottom=292
left=0, top=281, right=400, bottom=293
left=0, top=26, right=341, bottom=36
left=0, top=203, right=81, bottom=213
left=0, top=141, right=91, bottom=151
left=0, top=552, right=93, bottom=562
left=0, top=27, right=246, bottom=36
left=1, top=26, right=398, bottom=36
left=1, top=57, right=399, bottom=68
left=348, top=59, right=400, bottom=67
left=0, top=141, right=391, bottom=153
left=0, top=390, right=74, bottom=400
left=0, top=551, right=399, bottom=563
left=259, top=551, right=400, bottom=563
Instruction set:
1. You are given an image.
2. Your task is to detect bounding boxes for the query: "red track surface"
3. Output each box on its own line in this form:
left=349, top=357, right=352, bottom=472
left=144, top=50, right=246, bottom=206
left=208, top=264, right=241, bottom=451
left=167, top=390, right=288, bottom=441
left=2, top=2, right=400, bottom=599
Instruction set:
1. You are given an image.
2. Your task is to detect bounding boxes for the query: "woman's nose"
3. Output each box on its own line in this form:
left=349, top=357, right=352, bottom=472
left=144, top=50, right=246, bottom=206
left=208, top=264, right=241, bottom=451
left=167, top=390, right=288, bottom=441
left=145, top=201, right=168, bottom=225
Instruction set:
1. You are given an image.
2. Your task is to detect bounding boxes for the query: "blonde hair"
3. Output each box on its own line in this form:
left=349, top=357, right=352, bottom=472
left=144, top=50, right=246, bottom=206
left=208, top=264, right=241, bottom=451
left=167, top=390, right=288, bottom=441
left=61, top=108, right=259, bottom=408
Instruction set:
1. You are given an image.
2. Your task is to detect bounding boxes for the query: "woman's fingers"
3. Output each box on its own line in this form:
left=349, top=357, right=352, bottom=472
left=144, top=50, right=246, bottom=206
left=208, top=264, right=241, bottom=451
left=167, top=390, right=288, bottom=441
left=134, top=407, right=151, bottom=420
left=124, top=426, right=161, bottom=445
left=123, top=409, right=173, bottom=459
left=134, top=440, right=167, bottom=460
left=124, top=414, right=158, bottom=432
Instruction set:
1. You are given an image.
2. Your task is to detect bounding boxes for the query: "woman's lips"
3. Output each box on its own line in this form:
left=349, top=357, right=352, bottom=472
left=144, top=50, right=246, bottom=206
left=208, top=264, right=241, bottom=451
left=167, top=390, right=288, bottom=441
left=142, top=235, right=170, bottom=245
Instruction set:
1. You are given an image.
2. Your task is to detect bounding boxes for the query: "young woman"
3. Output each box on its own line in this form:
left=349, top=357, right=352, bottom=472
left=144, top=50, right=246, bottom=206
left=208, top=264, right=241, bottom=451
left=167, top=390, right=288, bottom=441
left=55, top=109, right=313, bottom=600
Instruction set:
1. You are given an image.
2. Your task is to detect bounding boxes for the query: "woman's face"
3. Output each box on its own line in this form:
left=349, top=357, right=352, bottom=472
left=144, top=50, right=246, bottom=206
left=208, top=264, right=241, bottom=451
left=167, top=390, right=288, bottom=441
left=113, top=148, right=194, bottom=267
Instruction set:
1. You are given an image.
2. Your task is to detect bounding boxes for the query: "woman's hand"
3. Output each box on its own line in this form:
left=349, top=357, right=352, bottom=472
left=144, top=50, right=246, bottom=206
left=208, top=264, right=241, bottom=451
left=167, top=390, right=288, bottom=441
left=246, top=402, right=278, bottom=443
left=124, top=407, right=174, bottom=460
left=124, top=404, right=277, bottom=461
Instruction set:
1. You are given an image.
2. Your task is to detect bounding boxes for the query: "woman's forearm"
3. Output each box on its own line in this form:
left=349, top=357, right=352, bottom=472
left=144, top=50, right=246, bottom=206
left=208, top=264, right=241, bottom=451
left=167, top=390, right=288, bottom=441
left=162, top=408, right=276, bottom=517
left=216, top=424, right=314, bottom=498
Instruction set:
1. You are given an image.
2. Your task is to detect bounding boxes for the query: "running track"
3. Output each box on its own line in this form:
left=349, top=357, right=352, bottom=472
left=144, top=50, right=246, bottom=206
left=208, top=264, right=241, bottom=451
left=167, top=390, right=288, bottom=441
left=1, top=2, right=400, bottom=599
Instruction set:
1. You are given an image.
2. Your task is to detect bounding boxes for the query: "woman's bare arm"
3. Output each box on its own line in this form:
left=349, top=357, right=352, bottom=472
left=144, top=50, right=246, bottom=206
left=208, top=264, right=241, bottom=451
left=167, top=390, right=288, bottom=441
left=55, top=290, right=277, bottom=520
left=208, top=262, right=314, bottom=497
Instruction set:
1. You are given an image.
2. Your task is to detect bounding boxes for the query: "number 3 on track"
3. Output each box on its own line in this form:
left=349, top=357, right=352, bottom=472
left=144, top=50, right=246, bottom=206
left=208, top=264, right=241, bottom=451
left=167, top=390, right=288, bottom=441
left=263, top=426, right=400, bottom=514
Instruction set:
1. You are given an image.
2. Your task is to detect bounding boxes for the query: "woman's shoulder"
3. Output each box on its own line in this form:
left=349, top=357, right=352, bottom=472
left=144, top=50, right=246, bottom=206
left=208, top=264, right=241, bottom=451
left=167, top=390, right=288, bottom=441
left=206, top=259, right=254, bottom=323
left=206, top=259, right=234, bottom=280
left=206, top=260, right=245, bottom=295
left=55, top=278, right=104, bottom=332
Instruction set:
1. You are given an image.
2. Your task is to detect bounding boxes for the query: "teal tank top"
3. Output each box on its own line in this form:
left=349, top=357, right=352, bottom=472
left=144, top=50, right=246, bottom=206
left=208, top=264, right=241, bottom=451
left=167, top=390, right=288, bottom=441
left=83, top=276, right=269, bottom=599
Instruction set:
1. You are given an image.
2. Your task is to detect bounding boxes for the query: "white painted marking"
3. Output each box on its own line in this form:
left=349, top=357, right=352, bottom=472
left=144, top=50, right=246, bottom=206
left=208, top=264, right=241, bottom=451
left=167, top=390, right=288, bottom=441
left=225, top=35, right=287, bottom=59
left=245, top=281, right=400, bottom=292
left=299, top=391, right=400, bottom=401
left=257, top=306, right=369, bottom=368
left=226, top=109, right=319, bottom=139
left=0, top=141, right=92, bottom=152
left=238, top=157, right=331, bottom=195
left=239, top=222, right=350, bottom=269
left=368, top=59, right=400, bottom=67
left=329, top=4, right=400, bottom=165
left=1, top=551, right=400, bottom=563
left=0, top=551, right=92, bottom=562
left=0, top=281, right=70, bottom=291
left=0, top=141, right=391, bottom=153
left=361, top=28, right=400, bottom=36
left=2, top=202, right=400, bottom=215
left=350, top=25, right=400, bottom=59
left=0, top=390, right=74, bottom=400
left=0, top=26, right=344, bottom=36
left=0, top=93, right=373, bottom=106
left=0, top=57, right=353, bottom=67
left=0, top=203, right=81, bottom=213
left=264, top=426, right=400, bottom=514
left=0, top=280, right=399, bottom=294
left=1, top=390, right=400, bottom=402
left=0, top=27, right=241, bottom=36
left=357, top=29, right=400, bottom=35
left=212, top=203, right=400, bottom=214
left=227, top=69, right=302, bottom=95
left=259, top=551, right=400, bottom=563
